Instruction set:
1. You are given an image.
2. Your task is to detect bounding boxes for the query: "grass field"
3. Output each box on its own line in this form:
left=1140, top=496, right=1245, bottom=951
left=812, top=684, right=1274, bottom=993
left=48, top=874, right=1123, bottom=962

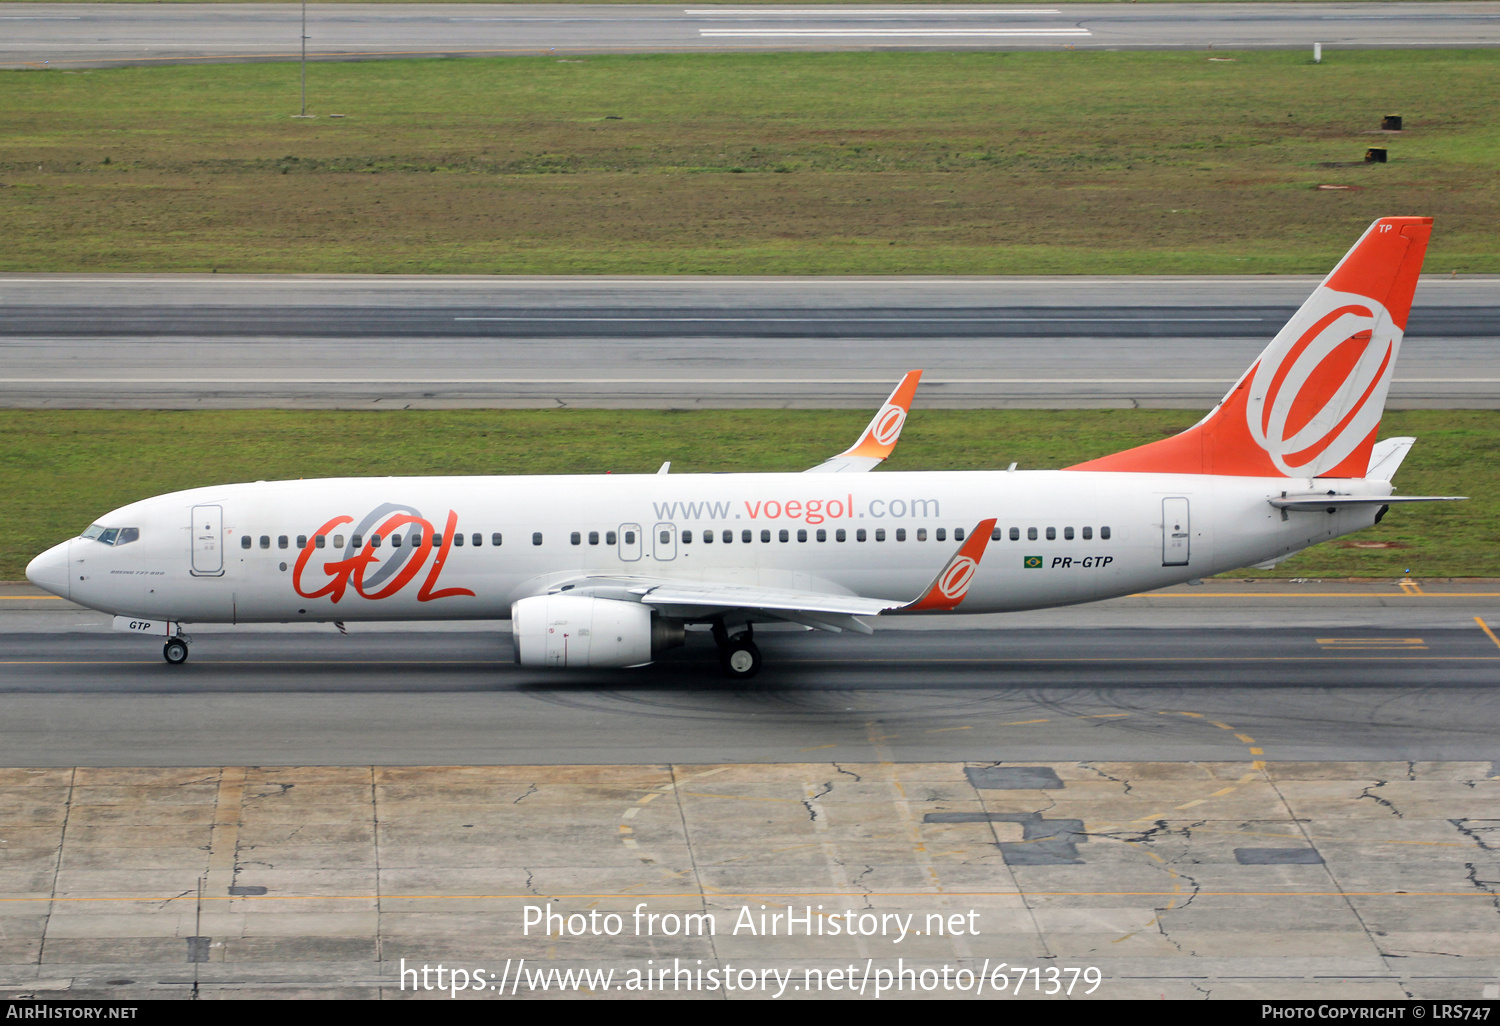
left=2, top=409, right=1490, bottom=581
left=3, top=50, right=1497, bottom=274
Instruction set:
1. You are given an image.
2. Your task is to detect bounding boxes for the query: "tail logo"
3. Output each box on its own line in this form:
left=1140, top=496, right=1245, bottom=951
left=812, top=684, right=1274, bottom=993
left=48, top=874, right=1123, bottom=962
left=869, top=404, right=907, bottom=447
left=935, top=556, right=979, bottom=602
left=1245, top=291, right=1399, bottom=478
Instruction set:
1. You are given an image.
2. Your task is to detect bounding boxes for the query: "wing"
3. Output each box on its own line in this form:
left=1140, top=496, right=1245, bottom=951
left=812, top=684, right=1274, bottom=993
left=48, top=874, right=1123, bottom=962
left=546, top=518, right=998, bottom=634
left=805, top=370, right=922, bottom=473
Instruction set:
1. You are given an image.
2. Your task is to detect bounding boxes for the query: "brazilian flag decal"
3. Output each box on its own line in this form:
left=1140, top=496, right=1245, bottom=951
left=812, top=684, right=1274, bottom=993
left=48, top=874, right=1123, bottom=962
left=1023, top=556, right=1043, bottom=569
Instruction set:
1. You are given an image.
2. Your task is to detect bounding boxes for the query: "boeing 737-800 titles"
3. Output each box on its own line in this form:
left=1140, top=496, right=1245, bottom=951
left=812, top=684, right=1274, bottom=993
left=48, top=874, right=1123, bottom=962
left=26, top=218, right=1462, bottom=677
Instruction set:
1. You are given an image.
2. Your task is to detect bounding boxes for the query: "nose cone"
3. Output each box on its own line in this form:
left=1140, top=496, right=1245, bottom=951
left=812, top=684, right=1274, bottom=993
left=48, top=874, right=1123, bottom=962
left=25, top=540, right=70, bottom=601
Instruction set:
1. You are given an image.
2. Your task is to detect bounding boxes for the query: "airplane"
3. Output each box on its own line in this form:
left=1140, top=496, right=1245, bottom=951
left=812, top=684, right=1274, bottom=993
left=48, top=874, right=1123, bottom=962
left=26, top=217, right=1463, bottom=678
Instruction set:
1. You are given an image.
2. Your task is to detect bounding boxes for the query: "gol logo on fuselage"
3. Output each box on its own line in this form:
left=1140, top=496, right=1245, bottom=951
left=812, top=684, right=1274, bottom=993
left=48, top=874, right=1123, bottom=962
left=292, top=503, right=475, bottom=603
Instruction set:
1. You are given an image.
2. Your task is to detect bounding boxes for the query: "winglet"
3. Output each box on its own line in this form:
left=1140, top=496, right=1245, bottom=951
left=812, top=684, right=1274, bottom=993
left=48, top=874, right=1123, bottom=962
left=806, top=370, right=922, bottom=473
left=898, top=518, right=998, bottom=612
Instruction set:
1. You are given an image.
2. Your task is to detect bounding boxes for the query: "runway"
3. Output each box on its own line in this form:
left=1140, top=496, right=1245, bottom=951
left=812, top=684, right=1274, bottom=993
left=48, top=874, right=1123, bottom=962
left=4, top=275, right=1497, bottom=408
left=3, top=2, right=1499, bottom=68
left=4, top=582, right=1497, bottom=766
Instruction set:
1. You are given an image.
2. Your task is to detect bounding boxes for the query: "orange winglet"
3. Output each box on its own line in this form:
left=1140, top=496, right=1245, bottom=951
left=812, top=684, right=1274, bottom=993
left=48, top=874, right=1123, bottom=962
left=837, top=370, right=923, bottom=461
left=902, top=518, right=998, bottom=612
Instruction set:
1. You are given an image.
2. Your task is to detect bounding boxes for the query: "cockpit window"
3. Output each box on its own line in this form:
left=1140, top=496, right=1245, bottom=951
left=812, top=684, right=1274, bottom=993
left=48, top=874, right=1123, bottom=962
left=80, top=524, right=139, bottom=546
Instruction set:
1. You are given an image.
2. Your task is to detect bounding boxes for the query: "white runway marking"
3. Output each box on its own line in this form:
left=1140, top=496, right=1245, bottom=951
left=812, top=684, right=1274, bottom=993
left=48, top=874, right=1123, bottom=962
left=4, top=378, right=1487, bottom=386
left=451, top=315, right=1259, bottom=322
left=685, top=9, right=1063, bottom=14
left=700, top=27, right=1089, bottom=35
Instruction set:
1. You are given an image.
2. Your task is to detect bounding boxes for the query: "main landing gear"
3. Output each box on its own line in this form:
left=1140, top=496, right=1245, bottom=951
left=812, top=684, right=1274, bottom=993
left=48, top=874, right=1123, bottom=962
left=163, top=635, right=190, bottom=665
left=712, top=621, right=761, bottom=680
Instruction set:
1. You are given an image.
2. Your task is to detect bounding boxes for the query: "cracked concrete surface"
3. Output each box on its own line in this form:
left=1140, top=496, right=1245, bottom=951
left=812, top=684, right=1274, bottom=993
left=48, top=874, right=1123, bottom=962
left=0, top=762, right=1497, bottom=1000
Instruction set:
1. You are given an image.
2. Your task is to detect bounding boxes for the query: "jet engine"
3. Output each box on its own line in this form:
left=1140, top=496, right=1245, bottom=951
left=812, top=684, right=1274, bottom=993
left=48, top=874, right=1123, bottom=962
left=511, top=594, right=684, bottom=668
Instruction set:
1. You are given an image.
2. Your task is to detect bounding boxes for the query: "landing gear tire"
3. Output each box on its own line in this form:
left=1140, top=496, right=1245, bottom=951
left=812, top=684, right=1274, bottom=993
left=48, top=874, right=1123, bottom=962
left=163, top=638, right=189, bottom=665
left=720, top=636, right=761, bottom=680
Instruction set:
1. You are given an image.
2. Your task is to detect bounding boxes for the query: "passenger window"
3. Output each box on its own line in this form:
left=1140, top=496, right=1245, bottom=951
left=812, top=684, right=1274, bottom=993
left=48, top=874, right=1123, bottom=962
left=742, top=530, right=752, bottom=543
left=533, top=532, right=543, bottom=546
left=412, top=534, right=423, bottom=548
left=316, top=535, right=327, bottom=549
left=352, top=534, right=363, bottom=548
left=371, top=535, right=382, bottom=549
left=724, top=530, right=734, bottom=544
left=241, top=535, right=252, bottom=550
left=876, top=528, right=886, bottom=542
left=683, top=531, right=693, bottom=544
left=393, top=534, right=404, bottom=548
left=432, top=535, right=443, bottom=547
left=701, top=530, right=712, bottom=544
left=992, top=528, right=1002, bottom=541
left=955, top=527, right=965, bottom=542
left=297, top=535, right=308, bottom=549
left=779, top=529, right=789, bottom=543
left=492, top=533, right=503, bottom=546
left=761, top=530, right=771, bottom=543
left=895, top=528, right=905, bottom=542
left=1064, top=527, right=1074, bottom=540
left=260, top=536, right=270, bottom=549
left=279, top=536, right=289, bottom=549
left=660, top=530, right=670, bottom=545
left=571, top=532, right=581, bottom=546
left=1046, top=527, right=1056, bottom=540
left=856, top=529, right=866, bottom=542
left=589, top=531, right=599, bottom=546
left=333, top=534, right=345, bottom=548
left=624, top=531, right=635, bottom=545
left=916, top=528, right=927, bottom=542
left=1082, top=527, right=1092, bottom=540
left=452, top=533, right=463, bottom=547
left=1027, top=527, right=1037, bottom=541
left=606, top=531, right=617, bottom=546
left=797, top=529, right=807, bottom=542
left=1010, top=527, right=1020, bottom=541
left=1101, top=526, right=1111, bottom=540
left=935, top=528, right=946, bottom=542
left=117, top=528, right=139, bottom=545
left=835, top=529, right=845, bottom=542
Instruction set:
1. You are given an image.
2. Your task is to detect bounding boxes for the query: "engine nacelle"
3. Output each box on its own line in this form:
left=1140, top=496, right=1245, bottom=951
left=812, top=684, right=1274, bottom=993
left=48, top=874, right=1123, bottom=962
left=511, top=594, right=683, bottom=668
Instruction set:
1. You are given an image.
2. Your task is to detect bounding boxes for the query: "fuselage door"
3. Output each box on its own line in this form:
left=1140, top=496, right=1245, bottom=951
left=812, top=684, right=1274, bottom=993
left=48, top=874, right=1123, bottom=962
left=617, top=523, right=642, bottom=562
left=191, top=504, right=224, bottom=576
left=653, top=522, right=677, bottom=561
left=1162, top=497, right=1190, bottom=566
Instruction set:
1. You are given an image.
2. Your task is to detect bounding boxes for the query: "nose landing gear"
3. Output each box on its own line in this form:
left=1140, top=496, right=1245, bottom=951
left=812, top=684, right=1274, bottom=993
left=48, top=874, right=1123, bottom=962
left=711, top=621, right=761, bottom=679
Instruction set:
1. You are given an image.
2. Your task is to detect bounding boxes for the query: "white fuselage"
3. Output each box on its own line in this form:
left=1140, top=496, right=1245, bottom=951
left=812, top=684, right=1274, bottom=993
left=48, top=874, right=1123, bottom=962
left=32, top=469, right=1390, bottom=625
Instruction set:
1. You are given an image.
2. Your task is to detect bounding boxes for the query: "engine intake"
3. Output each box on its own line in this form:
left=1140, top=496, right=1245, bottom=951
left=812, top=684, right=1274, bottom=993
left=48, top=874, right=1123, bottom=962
left=512, top=594, right=683, bottom=668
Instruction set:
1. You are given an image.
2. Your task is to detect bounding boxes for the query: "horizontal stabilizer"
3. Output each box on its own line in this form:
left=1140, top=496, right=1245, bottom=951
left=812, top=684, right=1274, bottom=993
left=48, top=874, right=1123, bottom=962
left=1269, top=494, right=1465, bottom=512
left=1365, top=437, right=1415, bottom=482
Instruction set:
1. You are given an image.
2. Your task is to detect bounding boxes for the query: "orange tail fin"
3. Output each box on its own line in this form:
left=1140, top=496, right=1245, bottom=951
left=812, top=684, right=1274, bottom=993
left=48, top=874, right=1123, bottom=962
left=1068, top=217, right=1432, bottom=479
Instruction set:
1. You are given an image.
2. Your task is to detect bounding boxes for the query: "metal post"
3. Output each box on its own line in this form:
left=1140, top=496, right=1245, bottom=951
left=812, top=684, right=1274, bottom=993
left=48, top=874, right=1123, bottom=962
left=1313, top=42, right=1322, bottom=64
left=293, top=0, right=313, bottom=117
